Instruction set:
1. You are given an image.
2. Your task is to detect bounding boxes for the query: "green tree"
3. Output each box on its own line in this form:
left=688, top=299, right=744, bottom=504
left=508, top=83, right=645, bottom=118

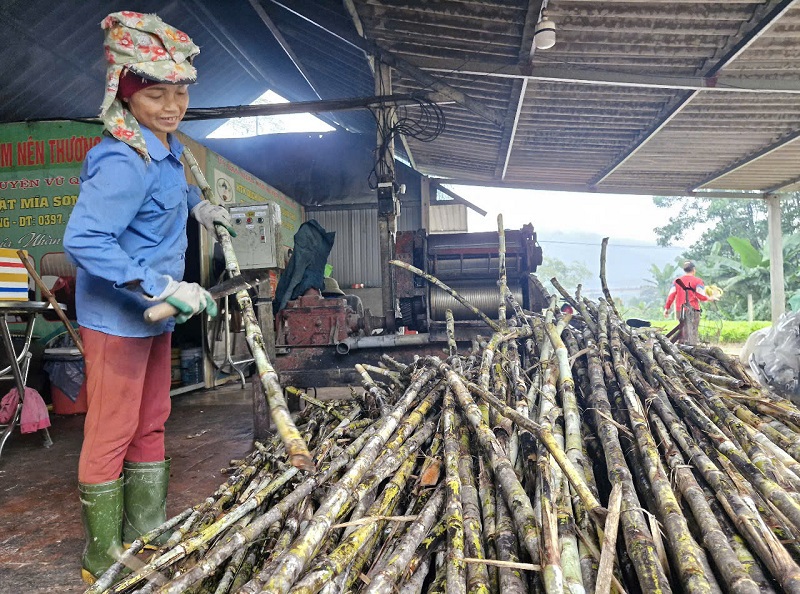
left=538, top=257, right=591, bottom=291
left=704, top=235, right=800, bottom=318
left=653, top=194, right=800, bottom=259
left=642, top=262, right=680, bottom=304
left=653, top=193, right=800, bottom=319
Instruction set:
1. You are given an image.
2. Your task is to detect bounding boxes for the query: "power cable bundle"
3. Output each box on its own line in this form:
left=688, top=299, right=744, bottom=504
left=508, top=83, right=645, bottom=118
left=368, top=95, right=445, bottom=190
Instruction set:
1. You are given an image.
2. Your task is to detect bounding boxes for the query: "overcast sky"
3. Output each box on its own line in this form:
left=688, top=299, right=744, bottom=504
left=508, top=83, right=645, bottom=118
left=450, top=185, right=703, bottom=247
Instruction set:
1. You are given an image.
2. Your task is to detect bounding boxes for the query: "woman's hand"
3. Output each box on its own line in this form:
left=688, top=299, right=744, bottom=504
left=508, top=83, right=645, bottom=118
left=190, top=202, right=236, bottom=237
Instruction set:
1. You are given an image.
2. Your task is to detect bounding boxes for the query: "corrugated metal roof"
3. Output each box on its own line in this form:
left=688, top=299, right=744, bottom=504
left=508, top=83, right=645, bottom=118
left=341, top=0, right=800, bottom=196
left=2, top=0, right=800, bottom=197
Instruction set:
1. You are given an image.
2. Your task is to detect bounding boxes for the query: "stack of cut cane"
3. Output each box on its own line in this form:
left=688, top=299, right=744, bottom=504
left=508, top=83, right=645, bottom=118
left=87, top=225, right=800, bottom=594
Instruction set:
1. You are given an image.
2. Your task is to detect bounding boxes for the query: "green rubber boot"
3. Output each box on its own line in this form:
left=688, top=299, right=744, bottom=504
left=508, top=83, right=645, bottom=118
left=79, top=477, right=124, bottom=584
left=122, top=458, right=170, bottom=547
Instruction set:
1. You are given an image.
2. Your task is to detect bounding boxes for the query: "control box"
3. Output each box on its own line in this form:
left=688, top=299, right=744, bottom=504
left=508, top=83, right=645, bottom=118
left=226, top=203, right=282, bottom=270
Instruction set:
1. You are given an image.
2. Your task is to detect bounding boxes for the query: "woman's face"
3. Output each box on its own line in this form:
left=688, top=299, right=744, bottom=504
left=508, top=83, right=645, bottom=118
left=126, top=84, right=189, bottom=145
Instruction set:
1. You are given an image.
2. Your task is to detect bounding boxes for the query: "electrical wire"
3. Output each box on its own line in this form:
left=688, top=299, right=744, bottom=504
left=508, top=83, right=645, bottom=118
left=367, top=89, right=446, bottom=189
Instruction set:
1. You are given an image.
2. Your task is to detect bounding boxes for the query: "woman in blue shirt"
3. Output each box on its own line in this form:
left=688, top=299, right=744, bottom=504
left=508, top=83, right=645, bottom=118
left=63, top=12, right=231, bottom=583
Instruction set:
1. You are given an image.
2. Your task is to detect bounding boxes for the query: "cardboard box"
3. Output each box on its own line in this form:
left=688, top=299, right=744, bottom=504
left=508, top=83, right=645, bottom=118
left=0, top=248, right=29, bottom=301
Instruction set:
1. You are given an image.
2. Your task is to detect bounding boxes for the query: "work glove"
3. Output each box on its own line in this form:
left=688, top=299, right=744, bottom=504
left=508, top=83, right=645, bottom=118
left=155, top=278, right=218, bottom=324
left=190, top=201, right=237, bottom=237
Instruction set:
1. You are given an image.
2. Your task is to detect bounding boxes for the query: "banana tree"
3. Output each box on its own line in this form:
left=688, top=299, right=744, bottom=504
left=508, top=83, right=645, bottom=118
left=703, top=234, right=800, bottom=319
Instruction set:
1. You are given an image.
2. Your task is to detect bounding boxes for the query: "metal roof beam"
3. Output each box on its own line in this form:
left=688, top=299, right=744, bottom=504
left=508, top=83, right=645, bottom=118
left=341, top=0, right=417, bottom=170
left=432, top=183, right=488, bottom=216
left=495, top=0, right=544, bottom=180
left=589, top=0, right=799, bottom=189
left=414, top=60, right=800, bottom=94
left=434, top=177, right=766, bottom=199
left=247, top=0, right=322, bottom=100
left=246, top=0, right=353, bottom=132
left=183, top=0, right=282, bottom=89
left=265, top=0, right=506, bottom=128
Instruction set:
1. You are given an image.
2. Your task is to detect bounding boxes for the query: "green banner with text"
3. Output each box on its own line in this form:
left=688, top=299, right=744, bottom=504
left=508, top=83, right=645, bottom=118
left=0, top=121, right=103, bottom=267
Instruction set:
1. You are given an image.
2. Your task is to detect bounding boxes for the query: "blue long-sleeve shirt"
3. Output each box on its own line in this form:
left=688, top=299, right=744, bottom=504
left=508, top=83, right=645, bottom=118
left=63, top=126, right=201, bottom=337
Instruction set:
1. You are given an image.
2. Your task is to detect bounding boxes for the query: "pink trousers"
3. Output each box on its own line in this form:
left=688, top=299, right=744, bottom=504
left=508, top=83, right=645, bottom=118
left=78, top=328, right=172, bottom=484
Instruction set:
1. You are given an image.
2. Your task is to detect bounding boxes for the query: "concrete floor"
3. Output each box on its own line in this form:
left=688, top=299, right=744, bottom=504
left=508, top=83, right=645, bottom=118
left=0, top=385, right=254, bottom=594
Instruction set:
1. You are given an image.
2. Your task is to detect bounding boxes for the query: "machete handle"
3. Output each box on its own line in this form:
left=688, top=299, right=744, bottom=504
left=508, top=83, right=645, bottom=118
left=144, top=301, right=180, bottom=323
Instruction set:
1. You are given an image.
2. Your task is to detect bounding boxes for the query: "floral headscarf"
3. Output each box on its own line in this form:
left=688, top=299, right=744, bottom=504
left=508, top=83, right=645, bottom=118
left=100, top=11, right=200, bottom=161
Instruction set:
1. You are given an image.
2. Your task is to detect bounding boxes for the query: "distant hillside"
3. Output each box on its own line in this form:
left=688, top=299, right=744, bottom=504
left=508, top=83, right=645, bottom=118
left=535, top=231, right=687, bottom=300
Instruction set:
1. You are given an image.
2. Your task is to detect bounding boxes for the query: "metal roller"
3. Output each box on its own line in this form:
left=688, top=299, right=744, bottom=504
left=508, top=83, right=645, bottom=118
left=430, top=281, right=523, bottom=321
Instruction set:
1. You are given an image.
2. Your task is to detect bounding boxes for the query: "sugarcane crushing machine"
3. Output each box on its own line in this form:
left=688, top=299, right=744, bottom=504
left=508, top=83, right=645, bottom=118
left=272, top=223, right=543, bottom=386
left=394, top=224, right=544, bottom=339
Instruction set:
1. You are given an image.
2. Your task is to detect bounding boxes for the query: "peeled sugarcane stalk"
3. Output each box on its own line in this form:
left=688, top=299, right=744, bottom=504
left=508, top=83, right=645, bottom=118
left=545, top=317, right=595, bottom=594
left=537, top=405, right=564, bottom=594
left=182, top=147, right=312, bottom=472
left=595, top=483, right=622, bottom=594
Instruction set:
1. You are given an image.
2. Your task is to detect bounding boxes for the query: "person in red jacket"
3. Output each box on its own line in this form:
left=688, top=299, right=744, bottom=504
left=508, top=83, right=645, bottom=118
left=664, top=261, right=716, bottom=344
left=664, top=261, right=710, bottom=316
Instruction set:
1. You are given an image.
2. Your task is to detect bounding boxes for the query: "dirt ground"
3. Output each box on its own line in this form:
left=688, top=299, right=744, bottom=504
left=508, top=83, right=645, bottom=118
left=0, top=385, right=254, bottom=594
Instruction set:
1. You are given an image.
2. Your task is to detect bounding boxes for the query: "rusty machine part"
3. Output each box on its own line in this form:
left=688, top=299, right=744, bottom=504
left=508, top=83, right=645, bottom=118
left=275, top=291, right=363, bottom=347
left=395, top=224, right=544, bottom=338
left=273, top=224, right=543, bottom=387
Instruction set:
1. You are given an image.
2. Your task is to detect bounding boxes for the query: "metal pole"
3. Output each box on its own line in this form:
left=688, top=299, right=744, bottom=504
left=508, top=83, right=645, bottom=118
left=766, top=193, right=786, bottom=322
left=376, top=62, right=397, bottom=332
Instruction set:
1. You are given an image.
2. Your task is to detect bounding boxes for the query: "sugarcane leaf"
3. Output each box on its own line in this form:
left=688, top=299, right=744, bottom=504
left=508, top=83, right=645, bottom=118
left=727, top=237, right=764, bottom=268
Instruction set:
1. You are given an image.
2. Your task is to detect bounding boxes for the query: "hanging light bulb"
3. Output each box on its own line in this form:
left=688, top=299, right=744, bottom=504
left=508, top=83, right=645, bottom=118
left=534, top=10, right=556, bottom=50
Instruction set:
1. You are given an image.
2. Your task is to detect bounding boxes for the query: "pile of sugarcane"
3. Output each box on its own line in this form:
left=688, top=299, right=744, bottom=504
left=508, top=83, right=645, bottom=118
left=86, top=229, right=800, bottom=594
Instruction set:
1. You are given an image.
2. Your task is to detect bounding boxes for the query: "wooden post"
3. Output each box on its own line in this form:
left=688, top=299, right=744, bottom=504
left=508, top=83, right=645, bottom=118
left=256, top=279, right=276, bottom=362
left=747, top=293, right=754, bottom=322
left=766, top=193, right=785, bottom=322
left=421, top=175, right=431, bottom=232
left=376, top=62, right=397, bottom=333
left=253, top=273, right=275, bottom=443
